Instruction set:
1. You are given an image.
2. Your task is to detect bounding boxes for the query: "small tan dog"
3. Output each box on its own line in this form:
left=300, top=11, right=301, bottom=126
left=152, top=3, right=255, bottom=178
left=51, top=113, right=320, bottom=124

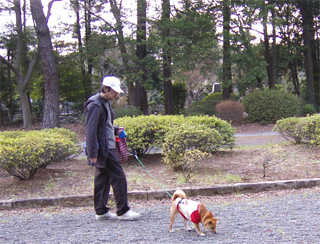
left=169, top=190, right=219, bottom=236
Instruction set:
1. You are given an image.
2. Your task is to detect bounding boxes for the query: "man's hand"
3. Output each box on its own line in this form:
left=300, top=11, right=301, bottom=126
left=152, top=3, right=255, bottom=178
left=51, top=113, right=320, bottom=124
left=90, top=158, right=97, bottom=164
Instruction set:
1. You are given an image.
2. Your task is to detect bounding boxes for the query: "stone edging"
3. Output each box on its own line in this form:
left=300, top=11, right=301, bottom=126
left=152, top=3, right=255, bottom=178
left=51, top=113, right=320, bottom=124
left=1, top=178, right=319, bottom=211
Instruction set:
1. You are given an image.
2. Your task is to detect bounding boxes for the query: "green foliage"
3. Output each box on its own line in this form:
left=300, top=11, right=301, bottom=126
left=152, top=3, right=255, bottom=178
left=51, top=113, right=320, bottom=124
left=162, top=123, right=222, bottom=170
left=172, top=82, right=187, bottom=114
left=274, top=117, right=305, bottom=144
left=59, top=63, right=85, bottom=103
left=113, top=106, right=143, bottom=119
left=202, top=92, right=224, bottom=102
left=275, top=114, right=320, bottom=146
left=114, top=115, right=235, bottom=157
left=274, top=84, right=285, bottom=90
left=185, top=92, right=239, bottom=116
left=172, top=149, right=210, bottom=182
left=114, top=115, right=178, bottom=156
left=301, top=104, right=317, bottom=115
left=257, top=145, right=286, bottom=178
left=242, top=89, right=302, bottom=123
left=298, top=115, right=320, bottom=146
left=168, top=1, right=219, bottom=73
left=0, top=128, right=81, bottom=180
left=184, top=100, right=216, bottom=116
left=183, top=115, right=236, bottom=150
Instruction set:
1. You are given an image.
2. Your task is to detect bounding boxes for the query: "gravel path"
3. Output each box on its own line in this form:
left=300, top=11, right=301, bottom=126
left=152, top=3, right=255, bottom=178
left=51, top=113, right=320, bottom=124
left=1, top=190, right=320, bottom=244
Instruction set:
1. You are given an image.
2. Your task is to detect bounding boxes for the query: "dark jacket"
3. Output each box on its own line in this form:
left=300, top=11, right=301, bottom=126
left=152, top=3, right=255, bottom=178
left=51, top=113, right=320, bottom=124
left=84, top=93, right=119, bottom=168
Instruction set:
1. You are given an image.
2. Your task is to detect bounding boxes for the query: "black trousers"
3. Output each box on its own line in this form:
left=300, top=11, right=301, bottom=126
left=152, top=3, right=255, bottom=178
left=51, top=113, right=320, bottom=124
left=94, top=149, right=130, bottom=216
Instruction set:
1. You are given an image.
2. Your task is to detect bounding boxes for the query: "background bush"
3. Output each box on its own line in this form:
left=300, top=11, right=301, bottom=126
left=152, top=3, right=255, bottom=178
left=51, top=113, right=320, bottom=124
left=242, top=89, right=302, bottom=123
left=215, top=100, right=244, bottom=124
left=172, top=82, right=187, bottom=114
left=184, top=92, right=238, bottom=116
left=113, top=106, right=143, bottom=119
left=301, top=104, right=317, bottom=115
left=0, top=128, right=81, bottom=180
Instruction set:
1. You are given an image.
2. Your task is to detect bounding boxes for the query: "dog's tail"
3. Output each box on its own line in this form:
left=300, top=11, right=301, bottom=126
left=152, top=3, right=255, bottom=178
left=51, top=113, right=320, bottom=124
left=172, top=189, right=187, bottom=201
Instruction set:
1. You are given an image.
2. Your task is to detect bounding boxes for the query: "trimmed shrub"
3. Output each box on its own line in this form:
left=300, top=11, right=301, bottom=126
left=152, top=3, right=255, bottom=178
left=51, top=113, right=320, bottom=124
left=114, top=115, right=183, bottom=156
left=171, top=149, right=210, bottom=182
left=215, top=100, right=244, bottom=124
left=242, top=89, right=302, bottom=123
left=299, top=114, right=320, bottom=146
left=202, top=92, right=238, bottom=103
left=183, top=115, right=235, bottom=150
left=274, top=117, right=303, bottom=144
left=0, top=128, right=81, bottom=180
left=274, top=114, right=320, bottom=146
left=114, top=115, right=235, bottom=156
left=162, top=123, right=223, bottom=170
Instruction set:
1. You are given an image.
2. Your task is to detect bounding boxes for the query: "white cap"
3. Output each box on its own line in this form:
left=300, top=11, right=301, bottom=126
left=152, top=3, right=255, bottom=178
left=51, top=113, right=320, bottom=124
left=102, top=76, right=124, bottom=93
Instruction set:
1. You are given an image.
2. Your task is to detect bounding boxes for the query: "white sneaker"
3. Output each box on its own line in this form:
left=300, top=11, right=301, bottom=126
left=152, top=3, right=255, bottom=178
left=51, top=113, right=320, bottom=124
left=117, top=210, right=141, bottom=221
left=95, top=212, right=117, bottom=221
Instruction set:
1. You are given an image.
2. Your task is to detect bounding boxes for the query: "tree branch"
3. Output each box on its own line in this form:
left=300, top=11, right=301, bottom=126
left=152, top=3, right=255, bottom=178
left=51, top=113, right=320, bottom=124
left=46, top=0, right=62, bottom=23
left=22, top=49, right=40, bottom=90
left=0, top=55, right=19, bottom=74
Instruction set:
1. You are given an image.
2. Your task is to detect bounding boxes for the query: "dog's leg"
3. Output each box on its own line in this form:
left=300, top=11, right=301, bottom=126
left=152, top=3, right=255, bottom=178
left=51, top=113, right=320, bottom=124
left=183, top=219, right=192, bottom=231
left=194, top=223, right=205, bottom=236
left=169, top=205, right=179, bottom=233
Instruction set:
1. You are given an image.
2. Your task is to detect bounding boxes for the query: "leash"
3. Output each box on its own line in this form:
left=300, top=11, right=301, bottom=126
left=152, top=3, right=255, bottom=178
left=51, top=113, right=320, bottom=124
left=121, top=131, right=172, bottom=198
left=133, top=154, right=173, bottom=198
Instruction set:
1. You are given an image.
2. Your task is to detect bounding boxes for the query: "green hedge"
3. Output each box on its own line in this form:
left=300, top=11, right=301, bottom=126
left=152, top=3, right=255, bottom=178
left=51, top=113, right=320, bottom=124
left=114, top=115, right=184, bottom=156
left=162, top=123, right=222, bottom=170
left=242, top=89, right=302, bottom=123
left=274, top=114, right=320, bottom=146
left=114, top=115, right=235, bottom=157
left=0, top=128, right=81, bottom=180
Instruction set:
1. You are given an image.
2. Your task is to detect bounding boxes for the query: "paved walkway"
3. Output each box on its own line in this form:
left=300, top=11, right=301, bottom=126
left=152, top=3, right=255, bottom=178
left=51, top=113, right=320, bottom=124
left=1, top=189, right=320, bottom=243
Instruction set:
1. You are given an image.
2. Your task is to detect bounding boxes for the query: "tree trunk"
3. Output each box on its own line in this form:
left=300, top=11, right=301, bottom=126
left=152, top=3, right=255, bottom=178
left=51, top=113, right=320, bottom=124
left=270, top=9, right=277, bottom=89
left=84, top=0, right=93, bottom=98
left=0, top=0, right=38, bottom=128
left=162, top=0, right=173, bottom=115
left=222, top=0, right=232, bottom=100
left=30, top=0, right=60, bottom=128
left=297, top=0, right=315, bottom=105
left=263, top=13, right=273, bottom=89
left=290, top=63, right=300, bottom=96
left=136, top=0, right=148, bottom=115
left=109, top=0, right=135, bottom=106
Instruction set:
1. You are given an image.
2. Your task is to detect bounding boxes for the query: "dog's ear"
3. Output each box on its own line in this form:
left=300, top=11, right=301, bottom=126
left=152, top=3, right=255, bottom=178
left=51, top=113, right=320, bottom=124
left=214, top=217, right=219, bottom=221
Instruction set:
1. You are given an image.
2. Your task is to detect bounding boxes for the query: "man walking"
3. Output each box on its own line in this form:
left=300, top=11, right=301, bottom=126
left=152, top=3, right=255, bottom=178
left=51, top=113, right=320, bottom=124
left=84, top=76, right=140, bottom=221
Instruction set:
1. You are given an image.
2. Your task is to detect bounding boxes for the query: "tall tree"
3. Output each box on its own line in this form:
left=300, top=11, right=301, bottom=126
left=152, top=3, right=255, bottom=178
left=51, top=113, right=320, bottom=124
left=0, top=0, right=39, bottom=127
left=109, top=0, right=135, bottom=106
left=135, top=0, right=148, bottom=114
left=71, top=0, right=93, bottom=99
left=162, top=0, right=174, bottom=115
left=30, top=0, right=60, bottom=128
left=262, top=2, right=277, bottom=89
left=222, top=0, right=232, bottom=100
left=296, top=0, right=316, bottom=105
